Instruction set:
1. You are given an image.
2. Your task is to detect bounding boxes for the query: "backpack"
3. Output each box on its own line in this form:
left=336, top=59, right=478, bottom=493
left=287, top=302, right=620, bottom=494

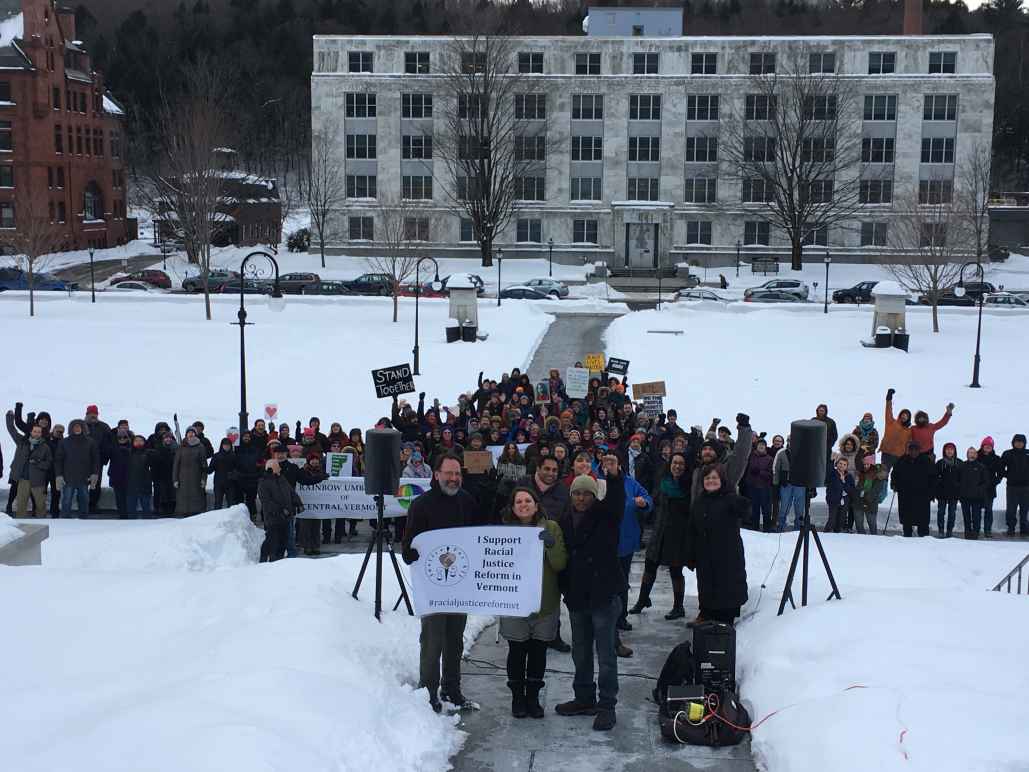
left=653, top=641, right=696, bottom=717
left=659, top=687, right=752, bottom=747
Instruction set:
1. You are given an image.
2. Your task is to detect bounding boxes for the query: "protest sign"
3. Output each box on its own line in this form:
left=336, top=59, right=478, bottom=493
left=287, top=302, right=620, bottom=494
left=463, top=450, right=494, bottom=474
left=372, top=364, right=416, bottom=399
left=226, top=425, right=239, bottom=447
left=296, top=477, right=429, bottom=520
left=325, top=452, right=354, bottom=477
left=565, top=366, right=590, bottom=398
left=584, top=353, right=606, bottom=372
left=642, top=395, right=665, bottom=417
left=606, top=357, right=630, bottom=376
left=264, top=404, right=278, bottom=423
left=409, top=526, right=544, bottom=616
left=632, top=380, right=667, bottom=399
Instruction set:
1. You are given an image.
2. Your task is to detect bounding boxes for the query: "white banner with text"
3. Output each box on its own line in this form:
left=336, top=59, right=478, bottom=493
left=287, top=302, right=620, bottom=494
left=295, top=477, right=429, bottom=520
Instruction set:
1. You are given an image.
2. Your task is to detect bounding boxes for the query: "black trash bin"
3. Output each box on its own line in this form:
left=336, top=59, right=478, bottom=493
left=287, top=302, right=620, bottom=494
left=461, top=325, right=477, bottom=342
left=446, top=326, right=461, bottom=343
left=893, top=333, right=910, bottom=352
left=874, top=332, right=892, bottom=348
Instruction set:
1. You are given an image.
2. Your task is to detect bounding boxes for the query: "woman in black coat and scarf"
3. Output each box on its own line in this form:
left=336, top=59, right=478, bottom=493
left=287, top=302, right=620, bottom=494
left=685, top=464, right=749, bottom=625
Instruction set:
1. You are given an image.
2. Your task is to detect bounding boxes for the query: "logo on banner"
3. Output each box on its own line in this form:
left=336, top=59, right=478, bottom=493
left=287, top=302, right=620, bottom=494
left=396, top=482, right=427, bottom=509
left=425, top=544, right=471, bottom=586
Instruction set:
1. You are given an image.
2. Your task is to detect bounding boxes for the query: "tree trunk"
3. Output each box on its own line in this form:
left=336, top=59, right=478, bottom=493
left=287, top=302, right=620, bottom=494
left=931, top=300, right=940, bottom=333
left=790, top=239, right=803, bottom=271
left=392, top=290, right=399, bottom=323
left=202, top=245, right=212, bottom=321
left=319, top=237, right=325, bottom=269
left=480, top=238, right=493, bottom=268
left=28, top=275, right=34, bottom=318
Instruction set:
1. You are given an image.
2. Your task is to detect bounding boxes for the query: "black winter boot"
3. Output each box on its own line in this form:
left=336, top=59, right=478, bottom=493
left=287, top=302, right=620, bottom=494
left=525, top=639, right=547, bottom=717
left=629, top=572, right=656, bottom=614
left=665, top=576, right=686, bottom=620
left=524, top=680, right=545, bottom=718
left=508, top=681, right=528, bottom=718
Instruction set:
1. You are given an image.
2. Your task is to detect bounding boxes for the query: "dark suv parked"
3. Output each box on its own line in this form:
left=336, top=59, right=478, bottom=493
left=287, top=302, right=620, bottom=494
left=832, top=281, right=878, bottom=304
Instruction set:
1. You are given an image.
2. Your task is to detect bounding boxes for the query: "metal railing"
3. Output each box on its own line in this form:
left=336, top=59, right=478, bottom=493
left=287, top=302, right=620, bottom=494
left=992, top=554, right=1029, bottom=594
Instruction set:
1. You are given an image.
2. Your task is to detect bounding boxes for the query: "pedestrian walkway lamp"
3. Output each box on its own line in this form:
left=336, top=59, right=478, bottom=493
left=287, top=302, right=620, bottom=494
left=496, top=247, right=503, bottom=307
left=547, top=237, right=554, bottom=278
left=954, top=261, right=985, bottom=388
left=412, top=256, right=442, bottom=376
left=89, top=247, right=95, bottom=303
left=234, top=250, right=285, bottom=433
left=823, top=250, right=831, bottom=314
left=736, top=239, right=741, bottom=278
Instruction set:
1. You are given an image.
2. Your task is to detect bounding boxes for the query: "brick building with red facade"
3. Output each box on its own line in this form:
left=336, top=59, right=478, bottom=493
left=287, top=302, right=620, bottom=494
left=0, top=0, right=130, bottom=251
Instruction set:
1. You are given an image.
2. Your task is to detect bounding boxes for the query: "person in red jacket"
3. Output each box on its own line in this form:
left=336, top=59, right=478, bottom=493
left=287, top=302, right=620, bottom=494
left=909, top=403, right=954, bottom=457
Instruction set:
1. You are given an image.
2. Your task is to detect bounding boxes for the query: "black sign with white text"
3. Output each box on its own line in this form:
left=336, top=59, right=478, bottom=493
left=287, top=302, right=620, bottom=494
left=606, top=357, right=630, bottom=375
left=372, top=364, right=416, bottom=399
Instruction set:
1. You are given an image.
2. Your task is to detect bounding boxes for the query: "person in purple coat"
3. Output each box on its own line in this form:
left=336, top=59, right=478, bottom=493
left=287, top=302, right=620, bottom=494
left=744, top=439, right=774, bottom=530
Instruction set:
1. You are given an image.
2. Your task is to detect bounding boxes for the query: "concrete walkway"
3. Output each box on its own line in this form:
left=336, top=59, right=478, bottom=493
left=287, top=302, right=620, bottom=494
left=53, top=254, right=163, bottom=286
left=525, top=312, right=625, bottom=382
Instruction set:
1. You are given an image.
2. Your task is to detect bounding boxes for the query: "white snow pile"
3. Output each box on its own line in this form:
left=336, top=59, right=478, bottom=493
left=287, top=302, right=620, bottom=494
left=0, top=510, right=22, bottom=548
left=725, top=531, right=1029, bottom=772
left=41, top=505, right=263, bottom=571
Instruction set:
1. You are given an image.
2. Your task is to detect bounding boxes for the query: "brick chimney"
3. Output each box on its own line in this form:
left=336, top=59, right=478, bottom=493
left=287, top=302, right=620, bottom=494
left=903, top=0, right=923, bottom=35
left=20, top=0, right=49, bottom=44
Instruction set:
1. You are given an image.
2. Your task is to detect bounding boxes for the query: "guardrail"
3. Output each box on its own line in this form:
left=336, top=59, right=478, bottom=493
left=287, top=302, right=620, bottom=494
left=992, top=554, right=1029, bottom=594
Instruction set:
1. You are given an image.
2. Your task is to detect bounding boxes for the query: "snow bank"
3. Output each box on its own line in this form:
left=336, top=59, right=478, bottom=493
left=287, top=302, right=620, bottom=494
left=40, top=506, right=263, bottom=571
left=0, top=511, right=22, bottom=548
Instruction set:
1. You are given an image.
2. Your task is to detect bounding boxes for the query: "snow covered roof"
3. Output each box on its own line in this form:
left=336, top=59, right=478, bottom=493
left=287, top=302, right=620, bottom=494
left=0, top=12, right=22, bottom=48
left=871, top=280, right=908, bottom=297
left=102, top=93, right=125, bottom=116
left=446, top=273, right=478, bottom=290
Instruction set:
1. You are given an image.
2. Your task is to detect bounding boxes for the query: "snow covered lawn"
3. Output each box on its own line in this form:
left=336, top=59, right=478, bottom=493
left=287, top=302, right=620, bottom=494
left=0, top=511, right=22, bottom=548
left=1, top=507, right=488, bottom=772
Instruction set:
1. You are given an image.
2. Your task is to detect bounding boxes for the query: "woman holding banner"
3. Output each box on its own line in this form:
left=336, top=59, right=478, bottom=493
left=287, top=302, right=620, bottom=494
left=499, top=487, right=567, bottom=720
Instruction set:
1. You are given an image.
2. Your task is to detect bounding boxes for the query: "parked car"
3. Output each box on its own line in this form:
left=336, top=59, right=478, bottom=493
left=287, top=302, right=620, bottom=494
left=956, top=281, right=997, bottom=300
left=218, top=279, right=271, bottom=295
left=521, top=278, right=569, bottom=298
left=1014, top=291, right=1029, bottom=303
left=277, top=272, right=321, bottom=294
left=108, top=281, right=166, bottom=293
left=441, top=273, right=486, bottom=295
left=0, top=267, right=77, bottom=291
left=983, top=292, right=1029, bottom=308
left=499, top=285, right=554, bottom=300
left=679, top=273, right=702, bottom=289
left=918, top=290, right=975, bottom=307
left=832, top=281, right=878, bottom=304
left=182, top=270, right=240, bottom=293
left=307, top=280, right=352, bottom=296
left=396, top=283, right=445, bottom=298
left=677, top=288, right=730, bottom=303
left=110, top=270, right=172, bottom=289
left=744, top=290, right=806, bottom=303
left=743, top=278, right=810, bottom=300
left=342, top=273, right=394, bottom=296
left=988, top=244, right=1010, bottom=262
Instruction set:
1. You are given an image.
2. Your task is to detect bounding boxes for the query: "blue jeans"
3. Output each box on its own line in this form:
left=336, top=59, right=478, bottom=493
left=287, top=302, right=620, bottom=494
left=569, top=595, right=620, bottom=710
left=779, top=485, right=807, bottom=529
left=937, top=498, right=957, bottom=534
left=127, top=493, right=152, bottom=518
left=60, top=484, right=89, bottom=517
left=750, top=487, right=771, bottom=529
left=286, top=516, right=297, bottom=558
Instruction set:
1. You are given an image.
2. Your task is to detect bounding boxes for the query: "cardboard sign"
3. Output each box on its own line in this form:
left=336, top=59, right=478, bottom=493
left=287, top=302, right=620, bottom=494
left=463, top=450, right=494, bottom=474
left=606, top=357, right=630, bottom=376
left=642, top=395, right=664, bottom=417
left=565, top=366, right=590, bottom=398
left=325, top=452, right=355, bottom=477
left=632, top=380, right=667, bottom=399
left=372, top=363, right=416, bottom=399
left=264, top=404, right=278, bottom=423
left=584, top=353, right=606, bottom=372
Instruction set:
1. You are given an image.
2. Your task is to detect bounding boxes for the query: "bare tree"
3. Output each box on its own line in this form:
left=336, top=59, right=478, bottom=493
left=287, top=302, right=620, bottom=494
left=369, top=196, right=424, bottom=322
left=307, top=126, right=347, bottom=269
left=0, top=190, right=68, bottom=317
left=137, top=59, right=234, bottom=321
left=721, top=46, right=864, bottom=270
left=886, top=194, right=972, bottom=333
left=435, top=35, right=560, bottom=267
left=958, top=140, right=993, bottom=264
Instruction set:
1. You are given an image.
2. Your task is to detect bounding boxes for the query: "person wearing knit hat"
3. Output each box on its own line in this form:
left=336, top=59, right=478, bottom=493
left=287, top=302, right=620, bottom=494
left=852, top=412, right=880, bottom=455
left=977, top=437, right=1004, bottom=537
left=82, top=404, right=112, bottom=514
left=1001, top=434, right=1029, bottom=536
left=934, top=443, right=961, bottom=537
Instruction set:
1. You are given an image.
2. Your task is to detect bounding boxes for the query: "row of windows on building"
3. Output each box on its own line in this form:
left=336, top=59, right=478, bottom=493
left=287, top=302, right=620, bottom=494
left=0, top=198, right=126, bottom=230
left=345, top=91, right=960, bottom=123
left=51, top=124, right=122, bottom=158
left=324, top=48, right=960, bottom=77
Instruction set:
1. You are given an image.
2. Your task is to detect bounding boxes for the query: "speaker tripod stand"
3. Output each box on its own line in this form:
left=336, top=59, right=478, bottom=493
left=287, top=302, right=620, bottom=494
left=352, top=493, right=414, bottom=621
left=777, top=493, right=842, bottom=616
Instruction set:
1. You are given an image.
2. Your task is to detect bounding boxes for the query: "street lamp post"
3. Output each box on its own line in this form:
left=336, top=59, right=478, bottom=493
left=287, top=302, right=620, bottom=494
left=823, top=250, right=831, bottom=314
left=89, top=247, right=95, bottom=303
left=547, top=237, right=554, bottom=278
left=412, top=256, right=442, bottom=376
left=955, top=261, right=985, bottom=388
left=234, top=250, right=285, bottom=433
left=736, top=239, right=742, bottom=278
left=496, top=247, right=503, bottom=307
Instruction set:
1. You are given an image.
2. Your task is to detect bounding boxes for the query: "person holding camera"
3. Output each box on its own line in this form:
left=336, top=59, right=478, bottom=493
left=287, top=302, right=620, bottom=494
left=257, top=459, right=303, bottom=562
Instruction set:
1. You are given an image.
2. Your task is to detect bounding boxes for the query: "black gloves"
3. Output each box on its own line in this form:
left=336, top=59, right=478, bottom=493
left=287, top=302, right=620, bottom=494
left=419, top=392, right=426, bottom=400
left=736, top=413, right=750, bottom=428
left=886, top=388, right=895, bottom=401
left=539, top=529, right=556, bottom=548
left=295, top=420, right=302, bottom=431
left=402, top=547, right=420, bottom=565
left=758, top=431, right=767, bottom=439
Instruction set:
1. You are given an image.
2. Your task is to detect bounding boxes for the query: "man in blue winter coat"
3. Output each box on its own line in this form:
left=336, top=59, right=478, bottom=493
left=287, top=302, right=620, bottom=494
left=615, top=471, right=652, bottom=657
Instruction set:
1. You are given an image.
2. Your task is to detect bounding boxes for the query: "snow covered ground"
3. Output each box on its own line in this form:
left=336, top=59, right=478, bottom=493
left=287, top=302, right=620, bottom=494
left=728, top=529, right=1028, bottom=772
left=0, top=510, right=21, bottom=548
left=1, top=507, right=489, bottom=772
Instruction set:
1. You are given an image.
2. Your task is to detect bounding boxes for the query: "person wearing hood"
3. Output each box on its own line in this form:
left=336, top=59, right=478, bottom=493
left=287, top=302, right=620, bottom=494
left=852, top=413, right=880, bottom=456
left=208, top=438, right=238, bottom=511
left=146, top=421, right=173, bottom=450
left=825, top=457, right=857, bottom=533
left=12, top=403, right=58, bottom=515
left=151, top=431, right=178, bottom=516
left=190, top=421, right=216, bottom=459
left=977, top=437, right=1004, bottom=537
left=258, top=459, right=303, bottom=562
left=107, top=428, right=134, bottom=516
left=812, top=404, right=838, bottom=480
left=83, top=405, right=112, bottom=514
left=126, top=435, right=156, bottom=517
left=890, top=441, right=935, bottom=537
left=910, top=403, right=954, bottom=457
left=856, top=454, right=888, bottom=535
left=173, top=428, right=208, bottom=517
left=934, top=442, right=961, bottom=537
left=958, top=447, right=991, bottom=539
left=234, top=431, right=262, bottom=519
left=56, top=419, right=100, bottom=518
left=880, top=389, right=912, bottom=471
left=403, top=448, right=432, bottom=478
left=6, top=410, right=52, bottom=517
left=1000, top=434, right=1029, bottom=536
left=745, top=439, right=774, bottom=531
left=834, top=434, right=862, bottom=529
left=250, top=419, right=270, bottom=456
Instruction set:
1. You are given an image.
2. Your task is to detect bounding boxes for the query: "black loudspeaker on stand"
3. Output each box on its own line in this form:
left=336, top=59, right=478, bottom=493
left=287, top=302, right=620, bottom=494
left=777, top=420, right=843, bottom=616
left=352, top=428, right=415, bottom=621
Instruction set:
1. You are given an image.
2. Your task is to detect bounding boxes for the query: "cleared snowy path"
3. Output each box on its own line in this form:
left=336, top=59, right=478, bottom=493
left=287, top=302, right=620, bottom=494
left=525, top=312, right=625, bottom=382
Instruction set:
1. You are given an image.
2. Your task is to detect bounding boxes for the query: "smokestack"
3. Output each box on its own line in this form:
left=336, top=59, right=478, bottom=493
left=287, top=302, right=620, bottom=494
left=903, top=0, right=923, bottom=35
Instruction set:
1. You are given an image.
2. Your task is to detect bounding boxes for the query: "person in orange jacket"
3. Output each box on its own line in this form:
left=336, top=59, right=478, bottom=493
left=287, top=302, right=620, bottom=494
left=880, top=388, right=912, bottom=471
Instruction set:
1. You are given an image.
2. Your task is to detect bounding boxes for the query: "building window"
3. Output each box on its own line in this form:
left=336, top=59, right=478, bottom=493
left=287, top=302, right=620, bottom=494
left=862, top=137, right=895, bottom=163
left=49, top=201, right=55, bottom=222
left=0, top=120, right=11, bottom=151
left=401, top=93, right=433, bottom=119
left=928, top=51, right=956, bottom=74
left=405, top=51, right=430, bottom=74
left=345, top=93, right=377, bottom=118
left=79, top=92, right=86, bottom=113
left=56, top=201, right=66, bottom=223
left=691, top=52, right=717, bottom=75
left=745, top=94, right=775, bottom=121
left=461, top=52, right=486, bottom=73
left=921, top=137, right=954, bottom=163
left=685, top=136, right=718, bottom=162
left=743, top=136, right=775, bottom=162
left=801, top=138, right=835, bottom=162
left=860, top=222, right=888, bottom=246
left=0, top=165, right=12, bottom=188
left=346, top=175, right=377, bottom=198
left=56, top=167, right=65, bottom=189
left=403, top=217, right=430, bottom=241
left=457, top=94, right=483, bottom=119
left=742, top=178, right=773, bottom=203
left=571, top=94, right=603, bottom=120
left=686, top=95, right=719, bottom=121
left=456, top=176, right=480, bottom=201
left=571, top=136, right=603, bottom=161
left=113, top=169, right=125, bottom=189
left=923, top=94, right=958, bottom=121
left=633, top=52, right=659, bottom=75
left=860, top=178, right=893, bottom=204
left=863, top=95, right=898, bottom=121
left=750, top=52, right=775, bottom=75
left=809, top=52, right=836, bottom=74
left=684, top=177, right=717, bottom=203
left=629, top=94, right=661, bottom=121
left=628, top=136, right=660, bottom=162
left=575, top=53, right=601, bottom=75
left=744, top=221, right=770, bottom=245
left=570, top=177, right=602, bottom=200
left=803, top=179, right=834, bottom=204
left=316, top=50, right=338, bottom=72
left=0, top=201, right=13, bottom=228
left=802, top=224, right=828, bottom=246
left=48, top=167, right=54, bottom=189
left=345, top=134, right=377, bottom=159
left=95, top=128, right=104, bottom=156
left=514, top=134, right=546, bottom=161
left=627, top=177, right=659, bottom=201
left=401, top=175, right=433, bottom=200
left=632, top=24, right=644, bottom=36
left=518, top=52, right=543, bottom=73
left=803, top=95, right=837, bottom=120
left=52, top=86, right=60, bottom=109
left=110, top=130, right=121, bottom=158
left=517, top=218, right=542, bottom=243
left=920, top=222, right=947, bottom=247
left=686, top=220, right=712, bottom=245
left=349, top=216, right=374, bottom=240
left=573, top=218, right=598, bottom=243
left=514, top=176, right=546, bottom=201
left=348, top=52, right=373, bottom=72
left=460, top=218, right=475, bottom=242
left=919, top=179, right=954, bottom=204
left=514, top=93, right=546, bottom=120
left=402, top=134, right=433, bottom=159
left=83, top=181, right=103, bottom=221
left=76, top=126, right=84, bottom=155
left=868, top=52, right=896, bottom=75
